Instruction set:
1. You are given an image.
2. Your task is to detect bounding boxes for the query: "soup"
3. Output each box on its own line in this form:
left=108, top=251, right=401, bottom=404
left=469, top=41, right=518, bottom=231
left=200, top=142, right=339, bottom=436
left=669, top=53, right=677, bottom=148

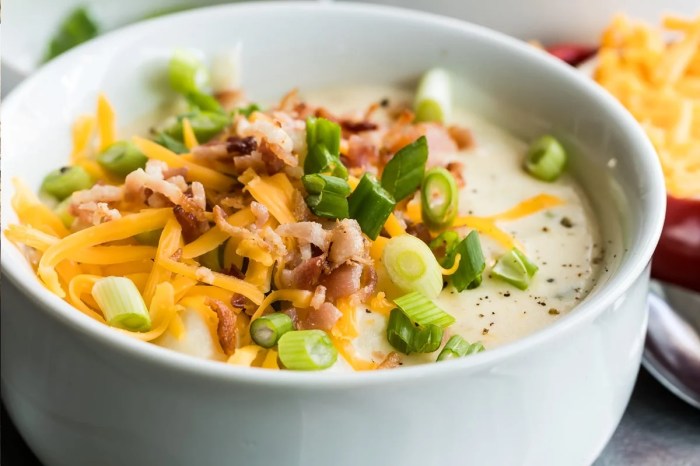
left=5, top=55, right=601, bottom=371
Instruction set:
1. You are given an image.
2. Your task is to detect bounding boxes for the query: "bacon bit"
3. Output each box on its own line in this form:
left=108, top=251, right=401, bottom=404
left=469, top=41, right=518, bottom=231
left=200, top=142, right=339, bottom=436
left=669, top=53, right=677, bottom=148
left=190, top=181, right=207, bottom=210
left=446, top=161, right=466, bottom=188
left=259, top=139, right=288, bottom=175
left=250, top=201, right=270, bottom=228
left=70, top=201, right=122, bottom=226
left=288, top=256, right=325, bottom=290
left=227, top=136, right=257, bottom=156
left=233, top=152, right=266, bottom=174
left=71, top=184, right=123, bottom=205
left=310, top=285, right=327, bottom=310
left=277, top=222, right=331, bottom=251
left=343, top=134, right=378, bottom=168
left=170, top=248, right=183, bottom=261
left=195, top=266, right=215, bottom=284
left=206, top=298, right=238, bottom=355
left=292, top=190, right=313, bottom=221
left=447, top=125, right=474, bottom=150
left=224, top=263, right=245, bottom=279
left=278, top=88, right=300, bottom=112
left=230, top=294, right=247, bottom=310
left=215, top=89, right=243, bottom=111
left=282, top=306, right=301, bottom=329
left=163, top=166, right=188, bottom=179
left=364, top=101, right=381, bottom=120
left=405, top=220, right=432, bottom=244
left=377, top=352, right=401, bottom=369
left=321, top=262, right=363, bottom=301
left=341, top=120, right=378, bottom=133
left=173, top=205, right=209, bottom=243
left=328, top=219, right=366, bottom=268
left=358, top=265, right=378, bottom=301
left=299, top=302, right=342, bottom=331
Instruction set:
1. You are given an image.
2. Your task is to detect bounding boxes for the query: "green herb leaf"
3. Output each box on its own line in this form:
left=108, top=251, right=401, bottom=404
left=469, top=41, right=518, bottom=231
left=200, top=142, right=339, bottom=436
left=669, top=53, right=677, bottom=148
left=381, top=136, right=428, bottom=202
left=44, top=7, right=99, bottom=62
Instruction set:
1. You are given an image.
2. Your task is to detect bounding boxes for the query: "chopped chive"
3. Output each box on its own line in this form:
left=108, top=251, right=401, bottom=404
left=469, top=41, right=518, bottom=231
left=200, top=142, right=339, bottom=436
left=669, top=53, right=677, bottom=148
left=437, top=335, right=485, bottom=361
left=250, top=313, right=294, bottom=348
left=41, top=166, right=93, bottom=201
left=44, top=7, right=99, bottom=62
left=236, top=103, right=261, bottom=117
left=134, top=229, right=163, bottom=246
left=429, top=231, right=461, bottom=268
left=347, top=173, right=395, bottom=240
left=97, top=141, right=148, bottom=177
left=164, top=110, right=230, bottom=144
left=524, top=135, right=567, bottom=181
left=278, top=330, right=337, bottom=370
left=92, top=277, right=152, bottom=332
left=492, top=248, right=538, bottom=290
left=394, top=291, right=455, bottom=328
left=302, top=174, right=350, bottom=219
left=386, top=308, right=444, bottom=355
left=54, top=197, right=75, bottom=229
left=451, top=230, right=485, bottom=291
left=186, top=90, right=224, bottom=113
left=381, top=136, right=428, bottom=202
left=153, top=132, right=189, bottom=154
left=382, top=235, right=443, bottom=299
left=421, top=167, right=458, bottom=230
left=304, top=117, right=347, bottom=178
left=169, top=49, right=208, bottom=95
left=414, top=68, right=451, bottom=123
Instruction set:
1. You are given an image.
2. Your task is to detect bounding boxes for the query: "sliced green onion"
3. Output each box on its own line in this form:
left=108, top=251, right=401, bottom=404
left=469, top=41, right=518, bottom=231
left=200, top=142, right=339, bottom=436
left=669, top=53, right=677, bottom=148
left=381, top=136, right=428, bottom=202
left=306, top=117, right=341, bottom=158
left=92, top=276, right=152, bottom=332
left=304, top=117, right=347, bottom=179
left=492, top=248, right=538, bottom=290
left=278, top=330, right=337, bottom=370
left=165, top=110, right=230, bottom=144
left=394, top=291, right=455, bottom=328
left=198, top=247, right=222, bottom=273
left=54, top=197, right=75, bottom=229
left=414, top=68, right=451, bottom=123
left=524, top=135, right=567, bottom=182
left=186, top=90, right=224, bottom=113
left=250, top=313, right=294, bottom=348
left=97, top=141, right=148, bottom=177
left=347, top=174, right=395, bottom=240
left=429, top=231, right=460, bottom=268
left=437, top=335, right=485, bottom=361
left=237, top=103, right=261, bottom=118
left=303, top=174, right=351, bottom=196
left=41, top=166, right=93, bottom=201
left=153, top=132, right=189, bottom=154
left=382, top=235, right=443, bottom=298
left=386, top=308, right=443, bottom=355
left=412, top=324, right=444, bottom=353
left=169, top=49, right=208, bottom=95
left=302, top=174, right=350, bottom=219
left=44, top=7, right=99, bottom=62
left=451, top=230, right=485, bottom=291
left=134, top=229, right=163, bottom=246
left=421, top=167, right=458, bottom=230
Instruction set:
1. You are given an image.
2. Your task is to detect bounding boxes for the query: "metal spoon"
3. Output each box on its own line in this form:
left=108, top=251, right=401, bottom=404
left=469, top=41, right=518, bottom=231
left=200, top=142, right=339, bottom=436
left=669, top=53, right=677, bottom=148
left=643, top=281, right=700, bottom=409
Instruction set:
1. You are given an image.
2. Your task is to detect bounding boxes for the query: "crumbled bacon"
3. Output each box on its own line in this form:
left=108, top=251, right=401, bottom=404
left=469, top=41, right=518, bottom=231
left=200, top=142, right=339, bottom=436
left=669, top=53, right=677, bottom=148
left=233, top=152, right=266, bottom=173
left=214, top=89, right=243, bottom=111
left=250, top=201, right=270, bottom=228
left=341, top=120, right=378, bottom=133
left=328, top=219, right=366, bottom=268
left=259, top=139, right=288, bottom=175
left=71, top=201, right=122, bottom=226
left=223, top=263, right=245, bottom=279
left=298, top=302, right=342, bottom=331
left=377, top=352, right=401, bottom=369
left=277, top=222, right=330, bottom=251
left=163, top=166, right=188, bottom=179
left=405, top=220, right=432, bottom=244
left=206, top=298, right=238, bottom=355
left=195, top=266, right=215, bottom=284
left=191, top=182, right=207, bottom=210
left=285, top=255, right=325, bottom=290
left=310, top=285, right=327, bottom=310
left=447, top=125, right=474, bottom=150
left=230, top=294, right=247, bottom=310
left=174, top=205, right=209, bottom=242
left=446, top=161, right=466, bottom=188
left=358, top=266, right=378, bottom=301
left=227, top=136, right=257, bottom=156
left=321, top=262, right=363, bottom=301
left=71, top=184, right=123, bottom=205
left=343, top=135, right=378, bottom=168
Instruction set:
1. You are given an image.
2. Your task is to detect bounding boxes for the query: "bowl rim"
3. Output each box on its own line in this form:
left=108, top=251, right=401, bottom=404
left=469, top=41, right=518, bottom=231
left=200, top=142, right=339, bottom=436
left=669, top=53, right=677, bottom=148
left=0, top=0, right=666, bottom=387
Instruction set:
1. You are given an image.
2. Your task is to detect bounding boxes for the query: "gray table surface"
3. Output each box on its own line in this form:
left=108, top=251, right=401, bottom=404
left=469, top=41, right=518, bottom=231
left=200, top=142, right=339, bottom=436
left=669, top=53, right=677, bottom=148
left=2, top=366, right=699, bottom=465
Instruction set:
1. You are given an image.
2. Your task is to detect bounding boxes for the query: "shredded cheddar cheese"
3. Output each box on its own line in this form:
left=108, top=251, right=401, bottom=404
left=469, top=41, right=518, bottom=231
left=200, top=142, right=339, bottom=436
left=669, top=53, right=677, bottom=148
left=595, top=14, right=700, bottom=198
left=182, top=118, right=199, bottom=150
left=97, top=93, right=116, bottom=151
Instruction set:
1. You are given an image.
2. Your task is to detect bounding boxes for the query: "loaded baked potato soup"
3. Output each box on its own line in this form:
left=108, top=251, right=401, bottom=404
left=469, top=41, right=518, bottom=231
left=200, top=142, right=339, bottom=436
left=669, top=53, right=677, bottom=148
left=5, top=53, right=602, bottom=371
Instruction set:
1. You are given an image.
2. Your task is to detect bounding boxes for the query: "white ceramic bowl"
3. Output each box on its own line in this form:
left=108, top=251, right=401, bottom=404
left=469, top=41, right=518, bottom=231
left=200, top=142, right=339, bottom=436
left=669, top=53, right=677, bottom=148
left=0, top=3, right=666, bottom=465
